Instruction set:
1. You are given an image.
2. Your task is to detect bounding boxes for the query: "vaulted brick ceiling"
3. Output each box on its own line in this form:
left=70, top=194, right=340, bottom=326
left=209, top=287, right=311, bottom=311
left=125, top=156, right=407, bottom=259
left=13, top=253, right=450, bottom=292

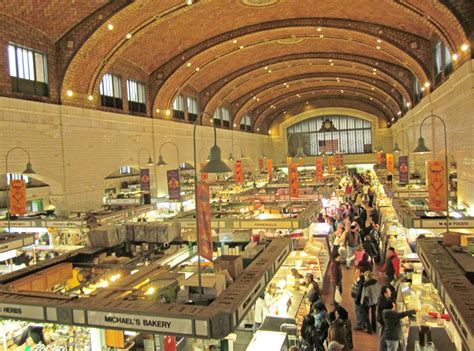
left=1, top=0, right=472, bottom=132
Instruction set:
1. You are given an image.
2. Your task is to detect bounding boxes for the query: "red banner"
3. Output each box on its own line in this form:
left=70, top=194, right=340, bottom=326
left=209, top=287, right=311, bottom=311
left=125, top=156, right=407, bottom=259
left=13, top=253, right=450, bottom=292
left=386, top=153, right=394, bottom=174
left=399, top=156, right=408, bottom=184
left=335, top=154, right=344, bottom=169
left=315, top=157, right=324, bottom=182
left=289, top=163, right=299, bottom=198
left=266, top=159, right=273, bottom=180
left=328, top=156, right=334, bottom=174
left=258, top=158, right=264, bottom=172
left=427, top=160, right=447, bottom=211
left=9, top=180, right=27, bottom=215
left=166, top=169, right=181, bottom=200
left=200, top=163, right=208, bottom=181
left=140, top=169, right=150, bottom=191
left=234, top=160, right=243, bottom=183
left=196, top=182, right=213, bottom=261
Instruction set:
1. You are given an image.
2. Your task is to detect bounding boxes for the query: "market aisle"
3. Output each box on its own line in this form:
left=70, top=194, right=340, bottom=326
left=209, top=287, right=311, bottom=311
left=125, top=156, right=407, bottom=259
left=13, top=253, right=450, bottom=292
left=322, top=264, right=383, bottom=351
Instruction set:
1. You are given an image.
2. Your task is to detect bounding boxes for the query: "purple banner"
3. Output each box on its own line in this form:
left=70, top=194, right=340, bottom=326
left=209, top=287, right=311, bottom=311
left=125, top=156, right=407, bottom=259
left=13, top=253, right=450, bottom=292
left=140, top=169, right=150, bottom=192
left=380, top=153, right=386, bottom=169
left=167, top=169, right=181, bottom=200
left=399, top=156, right=409, bottom=184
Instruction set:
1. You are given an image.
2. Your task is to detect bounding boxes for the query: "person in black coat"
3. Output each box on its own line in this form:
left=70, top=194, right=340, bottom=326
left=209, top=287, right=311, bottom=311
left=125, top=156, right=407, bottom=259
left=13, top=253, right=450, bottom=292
left=382, top=305, right=416, bottom=351
left=351, top=266, right=365, bottom=331
left=377, top=286, right=395, bottom=351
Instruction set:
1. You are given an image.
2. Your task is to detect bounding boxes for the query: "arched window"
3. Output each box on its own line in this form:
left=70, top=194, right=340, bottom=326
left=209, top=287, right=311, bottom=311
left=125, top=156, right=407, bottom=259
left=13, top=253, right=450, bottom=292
left=287, top=115, right=372, bottom=156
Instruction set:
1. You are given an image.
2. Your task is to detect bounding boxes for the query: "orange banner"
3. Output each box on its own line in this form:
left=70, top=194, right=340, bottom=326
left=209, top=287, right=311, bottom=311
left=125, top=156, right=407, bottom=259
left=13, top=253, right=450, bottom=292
left=289, top=163, right=299, bottom=198
left=234, top=160, right=243, bottom=183
left=299, top=157, right=304, bottom=166
left=200, top=163, right=208, bottom=181
left=386, top=153, right=394, bottom=173
left=196, top=182, right=213, bottom=261
left=335, top=154, right=343, bottom=169
left=328, top=156, right=334, bottom=174
left=258, top=158, right=264, bottom=172
left=427, top=160, right=447, bottom=211
left=267, top=159, right=273, bottom=180
left=315, top=157, right=324, bottom=182
left=287, top=156, right=292, bottom=167
left=9, top=180, right=27, bottom=215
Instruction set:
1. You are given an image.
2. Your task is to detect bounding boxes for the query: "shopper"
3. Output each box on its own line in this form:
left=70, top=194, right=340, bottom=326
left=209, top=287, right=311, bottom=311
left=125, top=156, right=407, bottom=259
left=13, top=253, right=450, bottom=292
left=304, top=273, right=321, bottom=303
left=368, top=224, right=381, bottom=263
left=381, top=247, right=400, bottom=283
left=350, top=266, right=365, bottom=331
left=344, top=222, right=361, bottom=268
left=335, top=306, right=353, bottom=350
left=332, top=224, right=345, bottom=255
left=382, top=304, right=416, bottom=351
left=370, top=205, right=380, bottom=225
left=300, top=314, right=318, bottom=351
left=253, top=293, right=268, bottom=333
left=361, top=271, right=379, bottom=334
left=358, top=252, right=373, bottom=272
left=329, top=252, right=343, bottom=307
left=327, top=341, right=345, bottom=351
left=327, top=311, right=349, bottom=350
left=311, top=301, right=329, bottom=351
left=377, top=286, right=395, bottom=351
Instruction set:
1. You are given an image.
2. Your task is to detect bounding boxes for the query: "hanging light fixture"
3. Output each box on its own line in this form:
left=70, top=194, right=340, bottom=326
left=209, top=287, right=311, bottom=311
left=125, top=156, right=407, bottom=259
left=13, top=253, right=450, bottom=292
left=228, top=152, right=235, bottom=161
left=412, top=137, right=431, bottom=154
left=393, top=143, right=402, bottom=153
left=201, top=144, right=231, bottom=173
left=157, top=155, right=167, bottom=167
left=146, top=157, right=154, bottom=166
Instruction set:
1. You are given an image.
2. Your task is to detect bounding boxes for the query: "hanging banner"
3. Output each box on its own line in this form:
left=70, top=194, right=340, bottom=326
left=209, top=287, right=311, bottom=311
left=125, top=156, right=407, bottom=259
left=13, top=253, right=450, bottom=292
left=287, top=156, right=292, bottom=167
left=289, top=163, right=299, bottom=198
left=399, top=156, right=409, bottom=184
left=386, top=153, right=394, bottom=173
left=335, top=154, right=342, bottom=169
left=315, top=157, right=324, bottom=182
left=258, top=158, right=264, bottom=172
left=140, top=169, right=150, bottom=191
left=328, top=156, right=334, bottom=174
left=234, top=160, right=243, bottom=183
left=9, top=180, right=27, bottom=215
left=427, top=160, right=447, bottom=211
left=380, top=153, right=387, bottom=169
left=166, top=169, right=181, bottom=200
left=200, top=163, right=208, bottom=181
left=196, top=182, right=213, bottom=261
left=266, top=159, right=273, bottom=180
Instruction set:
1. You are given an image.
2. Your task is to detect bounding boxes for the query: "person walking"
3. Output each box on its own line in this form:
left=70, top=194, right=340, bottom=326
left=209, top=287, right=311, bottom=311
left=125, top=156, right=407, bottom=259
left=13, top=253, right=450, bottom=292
left=344, top=222, right=361, bottom=268
left=382, top=304, right=416, bottom=351
left=327, top=311, right=350, bottom=351
left=381, top=247, right=400, bottom=284
left=329, top=252, right=343, bottom=307
left=361, top=271, right=379, bottom=334
left=350, top=266, right=365, bottom=331
left=377, top=286, right=395, bottom=351
left=358, top=252, right=373, bottom=272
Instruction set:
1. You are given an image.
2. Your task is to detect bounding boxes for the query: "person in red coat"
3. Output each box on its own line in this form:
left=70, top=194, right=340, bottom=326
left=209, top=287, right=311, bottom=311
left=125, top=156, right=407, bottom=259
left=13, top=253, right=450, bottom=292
left=381, top=247, right=400, bottom=283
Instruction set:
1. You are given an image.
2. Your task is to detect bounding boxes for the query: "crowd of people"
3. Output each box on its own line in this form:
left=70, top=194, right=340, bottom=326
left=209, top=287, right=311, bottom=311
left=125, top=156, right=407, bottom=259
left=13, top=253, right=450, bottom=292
left=271, top=171, right=415, bottom=351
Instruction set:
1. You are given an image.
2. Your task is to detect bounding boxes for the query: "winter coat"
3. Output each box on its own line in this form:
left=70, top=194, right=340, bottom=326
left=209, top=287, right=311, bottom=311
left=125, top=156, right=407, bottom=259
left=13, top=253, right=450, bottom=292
left=328, top=321, right=350, bottom=350
left=383, top=253, right=400, bottom=278
left=329, top=261, right=342, bottom=286
left=382, top=309, right=416, bottom=341
left=377, top=296, right=394, bottom=326
left=361, top=279, right=379, bottom=306
left=358, top=258, right=373, bottom=272
left=344, top=230, right=361, bottom=247
left=350, top=275, right=365, bottom=305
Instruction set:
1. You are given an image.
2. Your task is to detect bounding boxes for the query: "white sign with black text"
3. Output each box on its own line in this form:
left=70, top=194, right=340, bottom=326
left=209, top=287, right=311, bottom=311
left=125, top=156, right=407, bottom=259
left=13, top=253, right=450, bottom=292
left=87, top=311, right=193, bottom=335
left=0, top=303, right=44, bottom=320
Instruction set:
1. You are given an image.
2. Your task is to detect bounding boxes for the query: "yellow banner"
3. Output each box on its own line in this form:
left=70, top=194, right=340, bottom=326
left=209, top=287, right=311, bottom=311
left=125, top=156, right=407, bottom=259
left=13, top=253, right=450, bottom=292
left=427, top=160, right=447, bottom=211
left=386, top=153, right=394, bottom=173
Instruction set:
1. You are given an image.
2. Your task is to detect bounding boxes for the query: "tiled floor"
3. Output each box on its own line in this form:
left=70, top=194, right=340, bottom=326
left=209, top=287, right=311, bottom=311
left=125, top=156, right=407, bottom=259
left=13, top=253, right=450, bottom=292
left=321, top=263, right=383, bottom=351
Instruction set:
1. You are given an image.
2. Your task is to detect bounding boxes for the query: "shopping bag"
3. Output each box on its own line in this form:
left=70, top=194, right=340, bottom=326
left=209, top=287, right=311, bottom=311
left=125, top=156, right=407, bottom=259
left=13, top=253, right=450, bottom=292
left=335, top=288, right=343, bottom=304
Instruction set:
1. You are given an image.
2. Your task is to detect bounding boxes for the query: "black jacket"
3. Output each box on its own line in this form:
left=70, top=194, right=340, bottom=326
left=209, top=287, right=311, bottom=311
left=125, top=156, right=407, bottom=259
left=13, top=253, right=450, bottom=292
left=382, top=309, right=416, bottom=341
left=377, top=296, right=394, bottom=326
left=351, top=275, right=365, bottom=305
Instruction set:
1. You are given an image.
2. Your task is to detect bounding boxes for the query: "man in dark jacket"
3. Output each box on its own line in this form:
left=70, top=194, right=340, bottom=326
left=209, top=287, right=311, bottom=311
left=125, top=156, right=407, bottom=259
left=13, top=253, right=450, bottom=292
left=344, top=222, right=361, bottom=268
left=377, top=286, right=395, bottom=351
left=382, top=305, right=416, bottom=351
left=329, top=252, right=343, bottom=307
left=351, top=266, right=365, bottom=330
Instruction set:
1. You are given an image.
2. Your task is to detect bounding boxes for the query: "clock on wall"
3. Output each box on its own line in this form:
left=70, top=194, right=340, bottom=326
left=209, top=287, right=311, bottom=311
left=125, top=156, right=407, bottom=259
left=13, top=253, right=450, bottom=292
left=319, top=118, right=338, bottom=132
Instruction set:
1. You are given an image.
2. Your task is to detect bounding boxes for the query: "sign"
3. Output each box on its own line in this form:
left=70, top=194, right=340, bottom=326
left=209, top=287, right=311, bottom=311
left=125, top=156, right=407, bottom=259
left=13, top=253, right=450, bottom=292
left=398, top=156, right=408, bottom=183
left=427, top=160, right=447, bottom=211
left=335, top=154, right=343, bottom=169
left=200, top=163, right=208, bottom=181
left=106, top=198, right=141, bottom=205
left=9, top=180, right=26, bottom=215
left=328, top=156, right=334, bottom=174
left=196, top=182, right=213, bottom=261
left=86, top=311, right=193, bottom=335
left=258, top=158, right=264, bottom=172
left=239, top=220, right=295, bottom=229
left=0, top=220, right=34, bottom=227
left=386, top=153, right=394, bottom=173
left=413, top=218, right=474, bottom=229
left=288, top=163, right=299, bottom=198
left=167, top=169, right=181, bottom=200
left=266, top=159, right=273, bottom=180
left=315, top=157, right=323, bottom=181
left=140, top=169, right=151, bottom=192
left=0, top=303, right=44, bottom=320
left=0, top=234, right=35, bottom=253
left=234, top=160, right=243, bottom=183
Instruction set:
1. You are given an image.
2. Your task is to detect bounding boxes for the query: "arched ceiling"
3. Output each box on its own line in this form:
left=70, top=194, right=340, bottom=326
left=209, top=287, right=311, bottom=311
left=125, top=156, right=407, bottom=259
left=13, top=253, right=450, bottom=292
left=2, top=0, right=472, bottom=132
